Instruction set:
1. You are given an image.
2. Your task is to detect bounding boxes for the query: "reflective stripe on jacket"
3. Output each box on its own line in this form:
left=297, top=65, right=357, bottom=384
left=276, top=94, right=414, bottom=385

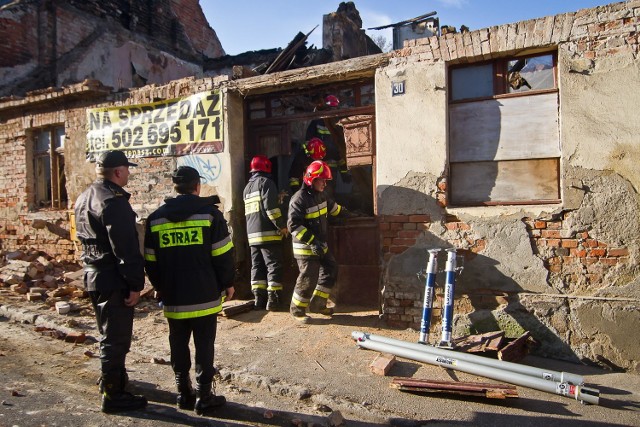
left=287, top=185, right=342, bottom=259
left=243, top=172, right=286, bottom=246
left=144, top=194, right=235, bottom=319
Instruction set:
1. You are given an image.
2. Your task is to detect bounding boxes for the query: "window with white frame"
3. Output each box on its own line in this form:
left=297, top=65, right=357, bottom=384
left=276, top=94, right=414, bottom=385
left=448, top=52, right=560, bottom=206
left=33, top=126, right=67, bottom=209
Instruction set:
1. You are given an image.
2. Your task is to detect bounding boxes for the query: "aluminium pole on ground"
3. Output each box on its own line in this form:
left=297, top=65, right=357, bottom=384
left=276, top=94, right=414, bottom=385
left=353, top=337, right=599, bottom=405
left=418, top=249, right=440, bottom=344
left=352, top=331, right=584, bottom=386
left=438, top=248, right=458, bottom=348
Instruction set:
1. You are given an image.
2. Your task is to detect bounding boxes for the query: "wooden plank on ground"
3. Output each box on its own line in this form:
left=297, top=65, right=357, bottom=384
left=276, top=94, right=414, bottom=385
left=221, top=301, right=255, bottom=317
left=390, top=377, right=518, bottom=399
left=453, top=331, right=505, bottom=353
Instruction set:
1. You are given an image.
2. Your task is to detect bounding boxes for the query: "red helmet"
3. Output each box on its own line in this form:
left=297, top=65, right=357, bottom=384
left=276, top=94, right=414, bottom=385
left=325, top=95, right=340, bottom=107
left=250, top=155, right=272, bottom=173
left=304, top=137, right=326, bottom=160
left=303, top=160, right=332, bottom=186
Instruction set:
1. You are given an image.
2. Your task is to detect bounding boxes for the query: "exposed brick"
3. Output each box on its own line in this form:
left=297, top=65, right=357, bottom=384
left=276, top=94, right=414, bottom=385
left=408, top=214, right=430, bottom=223
left=534, top=221, right=547, bottom=229
left=608, top=248, right=629, bottom=257
left=561, top=239, right=579, bottom=248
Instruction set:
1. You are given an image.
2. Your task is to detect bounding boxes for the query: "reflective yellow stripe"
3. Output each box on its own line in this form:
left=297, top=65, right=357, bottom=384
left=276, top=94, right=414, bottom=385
left=211, top=240, right=234, bottom=257
left=313, top=289, right=330, bottom=299
left=151, top=219, right=210, bottom=232
left=330, top=204, right=342, bottom=217
left=144, top=254, right=157, bottom=261
left=164, top=306, right=222, bottom=319
left=305, top=207, right=327, bottom=219
left=248, top=235, right=283, bottom=244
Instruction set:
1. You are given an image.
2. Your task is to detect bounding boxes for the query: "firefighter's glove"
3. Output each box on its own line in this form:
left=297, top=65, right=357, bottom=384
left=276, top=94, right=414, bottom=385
left=311, top=241, right=325, bottom=258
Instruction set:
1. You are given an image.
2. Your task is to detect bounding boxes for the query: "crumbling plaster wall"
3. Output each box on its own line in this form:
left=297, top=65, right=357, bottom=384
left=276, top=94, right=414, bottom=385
left=375, top=1, right=640, bottom=370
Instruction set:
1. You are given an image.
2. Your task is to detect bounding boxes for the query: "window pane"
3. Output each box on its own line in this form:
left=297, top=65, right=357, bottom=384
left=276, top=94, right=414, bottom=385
left=54, top=127, right=65, bottom=149
left=35, top=156, right=52, bottom=205
left=508, top=54, right=555, bottom=93
left=35, top=131, right=50, bottom=153
left=360, top=84, right=375, bottom=106
left=451, top=64, right=494, bottom=101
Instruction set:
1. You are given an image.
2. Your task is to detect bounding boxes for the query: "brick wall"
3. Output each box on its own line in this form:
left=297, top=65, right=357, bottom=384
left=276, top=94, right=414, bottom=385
left=523, top=214, right=630, bottom=293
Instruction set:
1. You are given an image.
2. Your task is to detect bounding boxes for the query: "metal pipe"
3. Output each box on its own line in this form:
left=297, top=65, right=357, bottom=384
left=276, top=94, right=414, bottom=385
left=439, top=248, right=457, bottom=347
left=419, top=249, right=440, bottom=344
left=352, top=335, right=599, bottom=405
left=352, top=331, right=584, bottom=385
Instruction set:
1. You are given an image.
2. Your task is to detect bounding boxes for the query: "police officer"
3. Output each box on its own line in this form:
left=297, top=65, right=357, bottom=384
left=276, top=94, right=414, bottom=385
left=287, top=160, right=353, bottom=323
left=74, top=150, right=147, bottom=413
left=144, top=166, right=235, bottom=415
left=243, top=155, right=289, bottom=310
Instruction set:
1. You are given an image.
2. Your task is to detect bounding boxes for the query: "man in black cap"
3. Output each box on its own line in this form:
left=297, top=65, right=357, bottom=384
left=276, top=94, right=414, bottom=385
left=74, top=150, right=147, bottom=413
left=144, top=166, right=235, bottom=415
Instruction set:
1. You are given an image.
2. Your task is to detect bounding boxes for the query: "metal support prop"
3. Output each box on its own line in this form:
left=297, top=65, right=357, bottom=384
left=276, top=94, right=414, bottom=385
left=419, top=249, right=440, bottom=344
left=352, top=334, right=599, bottom=405
left=353, top=331, right=584, bottom=385
left=439, top=248, right=457, bottom=348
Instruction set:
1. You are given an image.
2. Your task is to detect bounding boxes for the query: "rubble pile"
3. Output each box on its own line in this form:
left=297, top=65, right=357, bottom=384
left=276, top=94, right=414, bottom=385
left=0, top=249, right=90, bottom=315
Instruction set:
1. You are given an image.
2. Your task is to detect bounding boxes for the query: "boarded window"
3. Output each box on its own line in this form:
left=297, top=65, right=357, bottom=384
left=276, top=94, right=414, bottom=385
left=448, top=53, right=560, bottom=206
left=33, top=126, right=67, bottom=209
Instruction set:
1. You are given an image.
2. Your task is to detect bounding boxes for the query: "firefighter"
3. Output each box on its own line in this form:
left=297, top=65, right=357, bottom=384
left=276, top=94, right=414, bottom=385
left=287, top=160, right=354, bottom=323
left=287, top=137, right=327, bottom=193
left=305, top=95, right=351, bottom=185
left=144, top=166, right=235, bottom=415
left=243, top=155, right=289, bottom=310
left=74, top=150, right=147, bottom=413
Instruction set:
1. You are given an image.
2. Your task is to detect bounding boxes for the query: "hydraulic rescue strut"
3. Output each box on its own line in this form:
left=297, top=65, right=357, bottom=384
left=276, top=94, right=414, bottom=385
left=418, top=249, right=440, bottom=344
left=352, top=332, right=599, bottom=405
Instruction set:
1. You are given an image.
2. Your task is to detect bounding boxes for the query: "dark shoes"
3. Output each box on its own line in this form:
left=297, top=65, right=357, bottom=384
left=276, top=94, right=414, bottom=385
left=100, top=371, right=147, bottom=413
left=308, top=298, right=334, bottom=316
left=266, top=290, right=282, bottom=311
left=194, top=382, right=226, bottom=415
left=101, top=391, right=147, bottom=413
left=175, top=373, right=196, bottom=410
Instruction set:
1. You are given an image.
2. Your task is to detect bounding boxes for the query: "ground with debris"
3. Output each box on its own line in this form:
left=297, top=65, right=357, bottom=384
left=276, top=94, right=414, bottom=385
left=1, top=251, right=639, bottom=426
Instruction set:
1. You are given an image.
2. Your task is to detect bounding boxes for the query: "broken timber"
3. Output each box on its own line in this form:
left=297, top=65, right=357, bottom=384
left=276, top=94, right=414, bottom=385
left=221, top=301, right=255, bottom=317
left=390, top=378, right=518, bottom=399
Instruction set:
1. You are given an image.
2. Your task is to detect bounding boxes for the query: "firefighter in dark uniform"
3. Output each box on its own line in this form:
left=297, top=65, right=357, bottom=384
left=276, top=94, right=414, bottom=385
left=243, top=155, right=289, bottom=310
left=287, top=137, right=326, bottom=193
left=287, top=160, right=354, bottom=323
left=144, top=166, right=235, bottom=415
left=74, top=150, right=147, bottom=413
left=305, top=95, right=351, bottom=186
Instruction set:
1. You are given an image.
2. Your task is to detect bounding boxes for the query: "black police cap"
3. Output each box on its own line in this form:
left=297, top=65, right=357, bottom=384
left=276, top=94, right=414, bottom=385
left=97, top=150, right=138, bottom=167
left=172, top=166, right=201, bottom=184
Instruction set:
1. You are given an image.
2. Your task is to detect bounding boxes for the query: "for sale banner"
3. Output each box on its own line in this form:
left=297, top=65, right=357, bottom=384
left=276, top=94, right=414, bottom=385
left=85, top=91, right=223, bottom=160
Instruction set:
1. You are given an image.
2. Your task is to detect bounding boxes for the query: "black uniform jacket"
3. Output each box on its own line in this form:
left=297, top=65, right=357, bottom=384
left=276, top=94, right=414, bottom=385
left=243, top=172, right=286, bottom=246
left=74, top=179, right=144, bottom=292
left=144, top=194, right=235, bottom=319
left=287, top=185, right=343, bottom=259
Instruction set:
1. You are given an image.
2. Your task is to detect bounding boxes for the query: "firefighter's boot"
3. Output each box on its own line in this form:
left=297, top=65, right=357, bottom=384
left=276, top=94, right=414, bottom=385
left=253, top=289, right=267, bottom=310
left=175, top=373, right=196, bottom=410
left=290, top=306, right=310, bottom=324
left=194, top=382, right=226, bottom=415
left=100, top=372, right=147, bottom=414
left=266, top=291, right=281, bottom=311
left=309, top=296, right=334, bottom=316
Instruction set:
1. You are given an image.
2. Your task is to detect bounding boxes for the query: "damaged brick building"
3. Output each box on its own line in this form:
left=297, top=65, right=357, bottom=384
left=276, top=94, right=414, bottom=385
left=0, top=0, right=638, bottom=372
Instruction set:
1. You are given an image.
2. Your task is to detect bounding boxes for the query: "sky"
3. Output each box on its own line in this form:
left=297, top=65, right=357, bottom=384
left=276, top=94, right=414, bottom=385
left=202, top=0, right=614, bottom=56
